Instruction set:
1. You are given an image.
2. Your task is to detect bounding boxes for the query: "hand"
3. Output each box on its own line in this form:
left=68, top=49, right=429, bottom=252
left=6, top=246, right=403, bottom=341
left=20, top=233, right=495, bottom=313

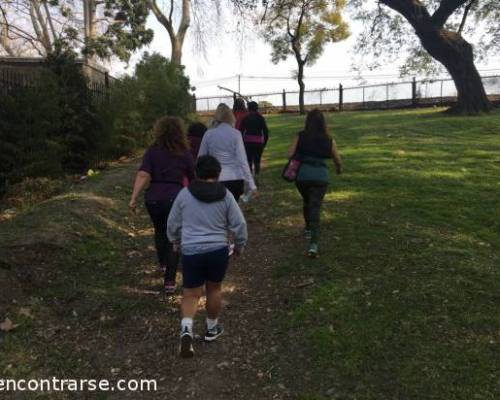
left=173, top=241, right=181, bottom=253
left=233, top=247, right=244, bottom=257
left=128, top=199, right=137, bottom=214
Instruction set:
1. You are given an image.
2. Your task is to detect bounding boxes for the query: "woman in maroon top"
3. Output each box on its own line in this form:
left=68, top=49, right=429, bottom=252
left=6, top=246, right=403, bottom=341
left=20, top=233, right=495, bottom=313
left=129, top=116, right=195, bottom=294
left=233, top=97, right=248, bottom=132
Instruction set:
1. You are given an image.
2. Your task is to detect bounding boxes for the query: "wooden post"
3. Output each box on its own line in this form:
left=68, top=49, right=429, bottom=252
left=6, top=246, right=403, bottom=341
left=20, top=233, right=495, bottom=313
left=412, top=77, right=417, bottom=107
left=282, top=89, right=287, bottom=112
left=339, top=83, right=343, bottom=112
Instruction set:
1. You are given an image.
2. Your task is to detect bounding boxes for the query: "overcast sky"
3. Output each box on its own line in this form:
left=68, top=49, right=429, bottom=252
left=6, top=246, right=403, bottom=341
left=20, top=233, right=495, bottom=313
left=110, top=12, right=500, bottom=98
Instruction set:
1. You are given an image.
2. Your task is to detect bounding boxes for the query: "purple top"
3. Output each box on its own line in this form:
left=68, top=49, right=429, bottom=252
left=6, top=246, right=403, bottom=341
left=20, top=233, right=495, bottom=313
left=139, top=145, right=195, bottom=202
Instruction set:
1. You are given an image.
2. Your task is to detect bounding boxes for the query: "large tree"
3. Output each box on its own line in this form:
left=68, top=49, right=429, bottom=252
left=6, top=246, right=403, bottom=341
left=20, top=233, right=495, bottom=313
left=262, top=0, right=349, bottom=113
left=352, top=0, right=499, bottom=113
left=148, top=0, right=228, bottom=66
left=0, top=0, right=153, bottom=61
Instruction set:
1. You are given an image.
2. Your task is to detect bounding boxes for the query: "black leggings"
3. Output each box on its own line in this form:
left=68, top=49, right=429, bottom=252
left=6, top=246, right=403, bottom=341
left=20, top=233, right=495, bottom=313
left=295, top=181, right=328, bottom=243
left=245, top=143, right=265, bottom=175
left=145, top=200, right=179, bottom=282
left=222, top=180, right=245, bottom=202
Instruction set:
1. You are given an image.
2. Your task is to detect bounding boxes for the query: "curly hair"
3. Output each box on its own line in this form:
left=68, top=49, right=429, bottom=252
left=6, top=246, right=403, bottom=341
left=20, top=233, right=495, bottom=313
left=153, top=116, right=190, bottom=155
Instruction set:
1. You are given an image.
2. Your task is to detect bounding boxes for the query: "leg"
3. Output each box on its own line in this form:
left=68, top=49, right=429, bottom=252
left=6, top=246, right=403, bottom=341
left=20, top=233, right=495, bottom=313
left=204, top=247, right=229, bottom=341
left=179, top=253, right=206, bottom=358
left=164, top=200, right=180, bottom=286
left=244, top=144, right=254, bottom=175
left=253, top=144, right=264, bottom=176
left=181, top=286, right=204, bottom=320
left=307, top=184, right=328, bottom=243
left=295, top=182, right=311, bottom=229
left=179, top=286, right=203, bottom=358
left=223, top=180, right=244, bottom=202
left=145, top=201, right=168, bottom=268
left=206, top=281, right=223, bottom=320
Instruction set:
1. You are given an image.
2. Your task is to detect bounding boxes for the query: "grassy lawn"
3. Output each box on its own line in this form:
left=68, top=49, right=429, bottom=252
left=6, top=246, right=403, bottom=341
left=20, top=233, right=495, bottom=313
left=261, top=108, right=500, bottom=399
left=0, top=107, right=498, bottom=399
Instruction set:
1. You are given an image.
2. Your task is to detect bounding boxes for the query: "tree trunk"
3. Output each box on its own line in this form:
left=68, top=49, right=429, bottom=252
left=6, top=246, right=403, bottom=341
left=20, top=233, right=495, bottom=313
left=418, top=29, right=492, bottom=114
left=297, top=62, right=305, bottom=114
left=171, top=38, right=183, bottom=66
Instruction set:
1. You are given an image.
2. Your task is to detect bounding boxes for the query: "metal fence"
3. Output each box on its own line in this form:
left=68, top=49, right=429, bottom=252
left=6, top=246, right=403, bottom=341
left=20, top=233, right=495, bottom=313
left=195, top=75, right=500, bottom=113
left=0, top=66, right=111, bottom=103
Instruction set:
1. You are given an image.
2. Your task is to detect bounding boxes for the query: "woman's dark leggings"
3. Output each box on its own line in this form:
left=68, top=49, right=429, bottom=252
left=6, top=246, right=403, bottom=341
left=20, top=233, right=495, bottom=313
left=145, top=200, right=179, bottom=282
left=222, top=180, right=245, bottom=202
left=245, top=143, right=265, bottom=175
left=295, top=181, right=328, bottom=243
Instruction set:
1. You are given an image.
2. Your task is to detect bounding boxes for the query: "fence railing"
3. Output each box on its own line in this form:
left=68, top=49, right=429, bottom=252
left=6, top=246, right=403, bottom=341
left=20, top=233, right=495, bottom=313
left=0, top=66, right=111, bottom=103
left=195, top=75, right=500, bottom=113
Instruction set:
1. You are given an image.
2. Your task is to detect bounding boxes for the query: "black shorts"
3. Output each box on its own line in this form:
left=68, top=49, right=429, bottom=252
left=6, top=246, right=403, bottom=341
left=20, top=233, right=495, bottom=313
left=182, top=247, right=229, bottom=289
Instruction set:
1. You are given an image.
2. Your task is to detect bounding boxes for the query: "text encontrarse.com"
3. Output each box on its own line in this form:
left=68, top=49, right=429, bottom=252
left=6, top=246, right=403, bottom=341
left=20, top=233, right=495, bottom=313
left=0, top=378, right=157, bottom=392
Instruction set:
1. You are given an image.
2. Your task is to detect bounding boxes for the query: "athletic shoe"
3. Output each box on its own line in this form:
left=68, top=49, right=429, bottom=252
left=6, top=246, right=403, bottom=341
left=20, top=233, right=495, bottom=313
left=308, top=243, right=318, bottom=258
left=204, top=324, right=224, bottom=342
left=163, top=281, right=176, bottom=295
left=304, top=230, right=312, bottom=240
left=179, top=327, right=194, bottom=358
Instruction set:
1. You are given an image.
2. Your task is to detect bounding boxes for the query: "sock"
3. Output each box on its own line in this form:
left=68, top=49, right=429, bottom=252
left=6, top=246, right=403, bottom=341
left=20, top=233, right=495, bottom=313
left=206, top=318, right=218, bottom=330
left=181, top=317, right=193, bottom=333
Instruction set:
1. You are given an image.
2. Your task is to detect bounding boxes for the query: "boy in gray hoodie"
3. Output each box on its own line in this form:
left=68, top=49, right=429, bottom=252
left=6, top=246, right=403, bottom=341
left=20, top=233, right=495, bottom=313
left=167, top=155, right=248, bottom=358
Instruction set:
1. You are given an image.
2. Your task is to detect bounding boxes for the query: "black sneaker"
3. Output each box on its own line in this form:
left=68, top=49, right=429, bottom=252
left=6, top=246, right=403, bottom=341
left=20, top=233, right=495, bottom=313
left=179, top=328, right=194, bottom=358
left=204, top=324, right=224, bottom=342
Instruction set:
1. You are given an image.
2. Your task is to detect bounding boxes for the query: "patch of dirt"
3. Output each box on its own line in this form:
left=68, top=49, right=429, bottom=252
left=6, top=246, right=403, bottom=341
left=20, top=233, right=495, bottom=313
left=0, top=159, right=295, bottom=399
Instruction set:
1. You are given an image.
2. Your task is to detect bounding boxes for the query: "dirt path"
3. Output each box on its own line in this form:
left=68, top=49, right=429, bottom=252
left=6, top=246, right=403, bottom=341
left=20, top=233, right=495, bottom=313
left=1, top=160, right=292, bottom=400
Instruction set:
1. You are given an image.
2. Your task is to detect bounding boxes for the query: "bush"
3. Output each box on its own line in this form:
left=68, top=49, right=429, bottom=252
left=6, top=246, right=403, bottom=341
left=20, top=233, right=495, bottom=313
left=0, top=47, right=101, bottom=196
left=104, top=52, right=193, bottom=156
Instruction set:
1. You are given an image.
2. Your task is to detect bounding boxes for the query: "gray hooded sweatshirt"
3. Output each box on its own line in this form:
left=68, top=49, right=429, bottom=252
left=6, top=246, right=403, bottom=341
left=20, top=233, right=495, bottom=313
left=167, top=181, right=248, bottom=255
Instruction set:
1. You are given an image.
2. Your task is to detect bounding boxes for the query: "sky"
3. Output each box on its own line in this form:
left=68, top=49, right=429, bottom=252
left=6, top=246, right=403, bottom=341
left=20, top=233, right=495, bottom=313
left=109, top=7, right=500, bottom=99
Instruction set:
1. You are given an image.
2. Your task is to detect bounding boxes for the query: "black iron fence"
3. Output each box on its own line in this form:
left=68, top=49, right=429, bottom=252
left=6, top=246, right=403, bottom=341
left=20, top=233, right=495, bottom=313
left=0, top=65, right=112, bottom=103
left=195, top=75, right=500, bottom=113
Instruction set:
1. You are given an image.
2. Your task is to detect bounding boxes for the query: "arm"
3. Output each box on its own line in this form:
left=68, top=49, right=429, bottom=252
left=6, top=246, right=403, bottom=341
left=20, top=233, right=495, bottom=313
left=236, top=134, right=257, bottom=191
left=262, top=116, right=269, bottom=145
left=197, top=131, right=209, bottom=157
left=331, top=139, right=342, bottom=174
left=288, top=136, right=299, bottom=158
left=167, top=193, right=183, bottom=244
left=226, top=195, right=248, bottom=254
left=129, top=171, right=151, bottom=212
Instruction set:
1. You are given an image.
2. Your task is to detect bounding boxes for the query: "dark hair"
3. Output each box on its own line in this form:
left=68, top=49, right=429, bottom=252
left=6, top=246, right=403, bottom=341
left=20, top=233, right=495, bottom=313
left=153, top=116, right=190, bottom=155
left=196, top=155, right=221, bottom=180
left=248, top=101, right=258, bottom=112
left=188, top=122, right=207, bottom=138
left=233, top=97, right=246, bottom=112
left=304, top=109, right=330, bottom=138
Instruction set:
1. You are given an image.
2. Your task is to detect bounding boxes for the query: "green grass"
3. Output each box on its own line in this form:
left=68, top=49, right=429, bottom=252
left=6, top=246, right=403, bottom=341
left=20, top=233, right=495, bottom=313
left=260, top=108, right=500, bottom=399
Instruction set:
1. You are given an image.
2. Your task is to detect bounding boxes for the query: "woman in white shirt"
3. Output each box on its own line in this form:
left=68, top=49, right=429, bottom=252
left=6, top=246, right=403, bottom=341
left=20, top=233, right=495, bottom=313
left=198, top=103, right=256, bottom=201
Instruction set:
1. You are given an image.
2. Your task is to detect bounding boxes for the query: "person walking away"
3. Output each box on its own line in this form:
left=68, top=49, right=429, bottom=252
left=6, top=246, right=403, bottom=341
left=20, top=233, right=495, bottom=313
left=288, top=109, right=342, bottom=258
left=167, top=155, right=248, bottom=358
left=187, top=121, right=208, bottom=161
left=129, top=116, right=195, bottom=294
left=240, top=101, right=269, bottom=186
left=198, top=103, right=256, bottom=201
left=233, top=97, right=248, bottom=132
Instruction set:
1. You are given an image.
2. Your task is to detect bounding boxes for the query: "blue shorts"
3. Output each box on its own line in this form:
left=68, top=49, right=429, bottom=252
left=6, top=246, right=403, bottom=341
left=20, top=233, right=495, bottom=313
left=182, top=247, right=229, bottom=289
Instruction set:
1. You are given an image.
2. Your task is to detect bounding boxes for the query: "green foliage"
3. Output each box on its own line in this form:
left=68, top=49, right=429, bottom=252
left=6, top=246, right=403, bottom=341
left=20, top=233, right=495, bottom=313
left=262, top=0, right=350, bottom=66
left=351, top=0, right=500, bottom=76
left=0, top=47, right=100, bottom=195
left=104, top=52, right=193, bottom=155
